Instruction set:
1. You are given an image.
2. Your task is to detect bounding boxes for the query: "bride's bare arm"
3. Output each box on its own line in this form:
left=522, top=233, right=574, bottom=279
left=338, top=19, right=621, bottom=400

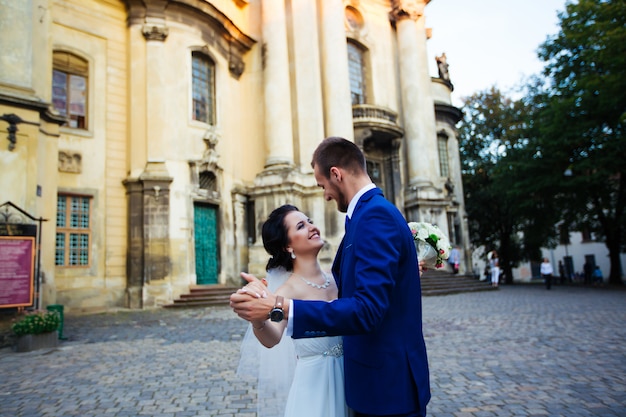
left=251, top=284, right=293, bottom=348
left=251, top=316, right=287, bottom=348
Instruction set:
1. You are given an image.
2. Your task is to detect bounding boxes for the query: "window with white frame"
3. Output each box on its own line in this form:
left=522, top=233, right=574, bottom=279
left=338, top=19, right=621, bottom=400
left=52, top=51, right=88, bottom=129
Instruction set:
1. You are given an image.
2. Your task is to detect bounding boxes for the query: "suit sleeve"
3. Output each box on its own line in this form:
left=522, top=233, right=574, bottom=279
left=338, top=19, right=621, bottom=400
left=291, top=203, right=406, bottom=338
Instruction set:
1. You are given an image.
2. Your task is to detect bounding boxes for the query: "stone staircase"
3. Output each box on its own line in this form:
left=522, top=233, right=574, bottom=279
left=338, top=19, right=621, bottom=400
left=420, top=269, right=496, bottom=296
left=163, top=285, right=240, bottom=308
left=164, top=271, right=494, bottom=308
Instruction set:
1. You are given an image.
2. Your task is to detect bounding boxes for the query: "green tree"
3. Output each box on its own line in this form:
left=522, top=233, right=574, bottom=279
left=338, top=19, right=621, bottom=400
left=459, top=88, right=559, bottom=283
left=536, top=0, right=626, bottom=285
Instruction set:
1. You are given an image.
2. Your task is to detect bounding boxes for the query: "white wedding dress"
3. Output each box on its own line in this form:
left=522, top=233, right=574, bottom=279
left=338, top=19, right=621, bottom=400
left=283, top=336, right=351, bottom=417
left=237, top=267, right=352, bottom=417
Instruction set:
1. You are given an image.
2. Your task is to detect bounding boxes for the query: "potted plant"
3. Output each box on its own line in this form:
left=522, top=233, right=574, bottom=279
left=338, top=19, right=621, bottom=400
left=12, top=310, right=61, bottom=352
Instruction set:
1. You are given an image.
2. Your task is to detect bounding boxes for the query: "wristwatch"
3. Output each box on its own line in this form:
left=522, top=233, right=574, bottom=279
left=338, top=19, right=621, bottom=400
left=269, top=295, right=285, bottom=322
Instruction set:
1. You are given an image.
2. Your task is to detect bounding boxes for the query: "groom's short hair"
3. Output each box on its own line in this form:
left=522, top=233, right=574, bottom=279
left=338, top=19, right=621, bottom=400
left=311, top=136, right=366, bottom=178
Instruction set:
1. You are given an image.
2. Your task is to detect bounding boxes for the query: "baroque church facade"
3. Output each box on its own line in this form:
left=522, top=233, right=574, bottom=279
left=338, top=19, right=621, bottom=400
left=0, top=0, right=467, bottom=312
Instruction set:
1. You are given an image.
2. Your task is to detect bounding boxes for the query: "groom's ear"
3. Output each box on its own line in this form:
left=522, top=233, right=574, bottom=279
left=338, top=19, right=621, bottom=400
left=330, top=166, right=342, bottom=182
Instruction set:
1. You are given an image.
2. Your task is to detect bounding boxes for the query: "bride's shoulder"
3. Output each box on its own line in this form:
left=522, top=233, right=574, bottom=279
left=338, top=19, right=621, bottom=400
left=279, top=277, right=326, bottom=300
left=277, top=278, right=298, bottom=297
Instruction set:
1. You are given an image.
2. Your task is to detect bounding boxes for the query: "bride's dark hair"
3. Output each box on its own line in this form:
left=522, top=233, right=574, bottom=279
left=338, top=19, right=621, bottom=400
left=262, top=204, right=299, bottom=272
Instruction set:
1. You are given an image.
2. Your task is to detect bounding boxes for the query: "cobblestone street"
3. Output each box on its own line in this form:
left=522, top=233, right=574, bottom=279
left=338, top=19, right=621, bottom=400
left=1, top=285, right=625, bottom=417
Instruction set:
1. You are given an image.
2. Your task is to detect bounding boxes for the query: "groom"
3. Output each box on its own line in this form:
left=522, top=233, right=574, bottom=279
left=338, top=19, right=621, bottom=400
left=232, top=137, right=430, bottom=417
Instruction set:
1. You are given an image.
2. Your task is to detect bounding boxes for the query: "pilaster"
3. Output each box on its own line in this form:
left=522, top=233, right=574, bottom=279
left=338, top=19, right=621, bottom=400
left=123, top=161, right=173, bottom=308
left=143, top=3, right=168, bottom=163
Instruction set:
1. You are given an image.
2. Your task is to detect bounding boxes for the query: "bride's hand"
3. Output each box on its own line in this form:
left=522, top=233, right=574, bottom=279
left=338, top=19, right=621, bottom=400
left=236, top=272, right=269, bottom=299
left=231, top=272, right=278, bottom=322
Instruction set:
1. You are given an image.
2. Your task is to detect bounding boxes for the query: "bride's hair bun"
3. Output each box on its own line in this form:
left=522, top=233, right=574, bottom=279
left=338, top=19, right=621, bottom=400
left=262, top=205, right=299, bottom=272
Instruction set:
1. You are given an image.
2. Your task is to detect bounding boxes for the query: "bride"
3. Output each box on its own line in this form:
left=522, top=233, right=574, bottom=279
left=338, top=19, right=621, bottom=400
left=237, top=204, right=351, bottom=417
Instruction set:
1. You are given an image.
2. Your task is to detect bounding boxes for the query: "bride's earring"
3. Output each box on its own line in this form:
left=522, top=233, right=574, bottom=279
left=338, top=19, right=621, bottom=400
left=291, top=252, right=296, bottom=259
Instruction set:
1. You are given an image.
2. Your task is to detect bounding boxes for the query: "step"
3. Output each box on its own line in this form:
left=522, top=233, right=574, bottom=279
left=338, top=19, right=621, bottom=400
left=163, top=285, right=238, bottom=308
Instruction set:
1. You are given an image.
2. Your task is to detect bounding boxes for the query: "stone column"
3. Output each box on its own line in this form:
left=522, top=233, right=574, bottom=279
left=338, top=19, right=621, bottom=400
left=319, top=0, right=354, bottom=141
left=391, top=0, right=438, bottom=186
left=262, top=0, right=294, bottom=168
left=143, top=16, right=169, bottom=162
left=291, top=0, right=325, bottom=172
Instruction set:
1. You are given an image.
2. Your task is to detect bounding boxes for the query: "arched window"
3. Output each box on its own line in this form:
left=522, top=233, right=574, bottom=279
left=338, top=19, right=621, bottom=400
left=52, top=51, right=88, bottom=129
left=347, top=41, right=366, bottom=105
left=192, top=52, right=216, bottom=124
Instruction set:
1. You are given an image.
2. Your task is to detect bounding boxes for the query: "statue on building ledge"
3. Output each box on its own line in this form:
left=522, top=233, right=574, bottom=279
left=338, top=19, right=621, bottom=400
left=436, top=52, right=450, bottom=82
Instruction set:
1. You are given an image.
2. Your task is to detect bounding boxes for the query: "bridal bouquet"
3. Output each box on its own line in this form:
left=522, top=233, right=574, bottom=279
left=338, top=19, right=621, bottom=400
left=408, top=222, right=451, bottom=268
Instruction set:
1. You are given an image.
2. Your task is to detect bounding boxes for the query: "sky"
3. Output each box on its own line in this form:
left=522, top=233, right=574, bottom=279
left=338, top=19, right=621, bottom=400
left=425, top=0, right=567, bottom=106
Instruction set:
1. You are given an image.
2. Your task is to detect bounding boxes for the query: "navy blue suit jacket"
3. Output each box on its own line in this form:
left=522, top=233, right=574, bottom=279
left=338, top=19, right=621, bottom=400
left=292, top=188, right=430, bottom=415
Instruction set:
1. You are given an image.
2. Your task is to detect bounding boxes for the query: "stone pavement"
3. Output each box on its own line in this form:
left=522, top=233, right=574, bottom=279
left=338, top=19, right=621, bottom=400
left=1, top=285, right=625, bottom=417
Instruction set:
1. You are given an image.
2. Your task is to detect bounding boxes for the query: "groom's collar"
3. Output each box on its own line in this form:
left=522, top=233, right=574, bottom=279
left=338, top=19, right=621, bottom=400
left=346, top=183, right=376, bottom=219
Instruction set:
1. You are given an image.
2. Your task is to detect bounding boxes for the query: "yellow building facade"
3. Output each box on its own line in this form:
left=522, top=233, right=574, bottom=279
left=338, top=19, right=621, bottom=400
left=0, top=0, right=466, bottom=313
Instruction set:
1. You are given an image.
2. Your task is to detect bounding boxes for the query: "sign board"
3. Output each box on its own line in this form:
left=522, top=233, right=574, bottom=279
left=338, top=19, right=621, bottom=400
left=0, top=236, right=36, bottom=308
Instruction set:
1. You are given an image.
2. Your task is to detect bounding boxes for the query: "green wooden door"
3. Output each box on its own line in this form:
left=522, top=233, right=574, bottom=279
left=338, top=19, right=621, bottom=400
left=194, top=204, right=218, bottom=285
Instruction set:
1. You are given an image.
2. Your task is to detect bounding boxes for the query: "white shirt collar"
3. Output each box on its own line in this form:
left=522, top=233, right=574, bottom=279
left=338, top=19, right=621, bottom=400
left=347, top=183, right=376, bottom=218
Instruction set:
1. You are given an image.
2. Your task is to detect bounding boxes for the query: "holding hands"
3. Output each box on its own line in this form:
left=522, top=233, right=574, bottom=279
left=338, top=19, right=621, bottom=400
left=236, top=273, right=268, bottom=299
left=231, top=272, right=284, bottom=324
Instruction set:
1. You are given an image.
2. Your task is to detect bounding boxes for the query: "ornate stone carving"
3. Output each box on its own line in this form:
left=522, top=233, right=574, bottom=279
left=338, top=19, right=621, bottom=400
left=188, top=128, right=223, bottom=201
left=58, top=150, right=82, bottom=173
left=229, top=54, right=245, bottom=79
left=142, top=24, right=169, bottom=41
left=436, top=52, right=450, bottom=81
left=390, top=0, right=426, bottom=23
left=445, top=178, right=455, bottom=195
left=202, top=128, right=221, bottom=168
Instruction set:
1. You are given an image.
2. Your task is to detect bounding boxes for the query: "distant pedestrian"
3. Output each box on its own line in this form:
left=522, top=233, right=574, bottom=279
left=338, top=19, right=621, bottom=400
left=489, top=251, right=500, bottom=287
left=448, top=246, right=460, bottom=274
left=541, top=258, right=554, bottom=290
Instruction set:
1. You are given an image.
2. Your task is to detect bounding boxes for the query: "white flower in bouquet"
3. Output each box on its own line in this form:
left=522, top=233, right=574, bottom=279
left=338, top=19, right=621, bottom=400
left=407, top=222, right=451, bottom=268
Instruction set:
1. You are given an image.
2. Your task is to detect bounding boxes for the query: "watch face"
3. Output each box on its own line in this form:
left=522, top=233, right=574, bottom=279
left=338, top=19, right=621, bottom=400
left=269, top=308, right=284, bottom=322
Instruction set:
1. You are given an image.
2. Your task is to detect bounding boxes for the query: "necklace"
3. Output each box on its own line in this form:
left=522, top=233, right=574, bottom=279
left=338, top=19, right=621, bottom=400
left=292, top=272, right=331, bottom=289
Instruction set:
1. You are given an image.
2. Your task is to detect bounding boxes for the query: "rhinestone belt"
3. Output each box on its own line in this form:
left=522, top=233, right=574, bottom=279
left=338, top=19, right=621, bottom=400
left=322, top=344, right=343, bottom=357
